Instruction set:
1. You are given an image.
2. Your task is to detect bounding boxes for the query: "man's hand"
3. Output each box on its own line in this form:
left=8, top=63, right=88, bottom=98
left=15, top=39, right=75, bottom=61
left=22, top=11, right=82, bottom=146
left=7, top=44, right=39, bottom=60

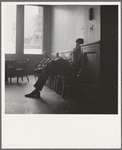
left=38, top=64, right=42, bottom=68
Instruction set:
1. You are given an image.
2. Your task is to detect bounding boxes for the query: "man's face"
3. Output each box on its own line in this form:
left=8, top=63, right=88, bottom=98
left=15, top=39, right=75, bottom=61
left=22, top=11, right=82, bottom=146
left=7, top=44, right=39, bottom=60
left=76, top=42, right=80, bottom=48
left=43, top=52, right=48, bottom=58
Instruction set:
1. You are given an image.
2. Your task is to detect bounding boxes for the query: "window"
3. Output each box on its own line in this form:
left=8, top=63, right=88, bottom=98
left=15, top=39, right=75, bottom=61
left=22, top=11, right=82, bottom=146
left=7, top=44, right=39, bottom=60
left=24, top=6, right=43, bottom=54
left=3, top=4, right=17, bottom=54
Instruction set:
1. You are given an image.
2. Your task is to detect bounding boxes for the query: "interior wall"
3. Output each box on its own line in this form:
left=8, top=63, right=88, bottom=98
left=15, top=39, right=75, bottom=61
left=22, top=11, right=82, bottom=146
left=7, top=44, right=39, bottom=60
left=51, top=5, right=100, bottom=53
left=51, top=5, right=84, bottom=53
left=83, top=5, right=100, bottom=43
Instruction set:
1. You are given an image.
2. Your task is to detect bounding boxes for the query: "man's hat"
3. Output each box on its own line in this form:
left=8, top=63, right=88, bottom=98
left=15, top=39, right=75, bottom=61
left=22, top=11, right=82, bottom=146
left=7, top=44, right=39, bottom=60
left=76, top=38, right=84, bottom=44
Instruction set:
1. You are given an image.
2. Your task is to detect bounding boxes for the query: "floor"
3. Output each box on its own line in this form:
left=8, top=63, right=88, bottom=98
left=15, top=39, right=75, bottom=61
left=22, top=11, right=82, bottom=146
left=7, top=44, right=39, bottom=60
left=5, top=75, right=85, bottom=114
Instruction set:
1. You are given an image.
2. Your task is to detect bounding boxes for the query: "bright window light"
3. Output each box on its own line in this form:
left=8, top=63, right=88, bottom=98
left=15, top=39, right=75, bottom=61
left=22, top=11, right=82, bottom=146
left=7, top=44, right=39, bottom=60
left=24, top=6, right=43, bottom=54
left=3, top=4, right=17, bottom=54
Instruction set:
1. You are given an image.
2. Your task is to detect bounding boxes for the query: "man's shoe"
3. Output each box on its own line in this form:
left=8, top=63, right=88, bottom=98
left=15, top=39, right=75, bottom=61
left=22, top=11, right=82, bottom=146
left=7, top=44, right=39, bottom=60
left=25, top=91, right=40, bottom=98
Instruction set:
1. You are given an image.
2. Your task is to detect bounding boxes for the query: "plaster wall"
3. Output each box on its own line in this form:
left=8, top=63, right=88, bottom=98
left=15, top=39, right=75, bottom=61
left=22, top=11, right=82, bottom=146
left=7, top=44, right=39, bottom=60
left=51, top=5, right=100, bottom=53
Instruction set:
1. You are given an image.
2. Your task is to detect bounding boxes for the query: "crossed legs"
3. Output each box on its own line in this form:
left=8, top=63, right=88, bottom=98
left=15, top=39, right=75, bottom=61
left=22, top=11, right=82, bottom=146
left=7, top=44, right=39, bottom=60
left=25, top=60, right=57, bottom=98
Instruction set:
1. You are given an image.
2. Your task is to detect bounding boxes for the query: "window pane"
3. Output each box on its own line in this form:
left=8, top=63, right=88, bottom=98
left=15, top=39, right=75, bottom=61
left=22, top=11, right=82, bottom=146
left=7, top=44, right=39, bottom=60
left=3, top=4, right=16, bottom=54
left=24, top=6, right=43, bottom=54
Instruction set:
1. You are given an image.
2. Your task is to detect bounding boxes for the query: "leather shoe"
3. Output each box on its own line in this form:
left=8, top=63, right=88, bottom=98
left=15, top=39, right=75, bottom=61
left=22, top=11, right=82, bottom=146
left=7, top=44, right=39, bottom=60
left=25, top=91, right=40, bottom=98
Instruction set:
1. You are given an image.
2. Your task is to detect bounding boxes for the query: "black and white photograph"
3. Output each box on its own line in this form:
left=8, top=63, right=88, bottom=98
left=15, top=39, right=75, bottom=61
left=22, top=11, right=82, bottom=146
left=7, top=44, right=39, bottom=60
left=1, top=1, right=121, bottom=149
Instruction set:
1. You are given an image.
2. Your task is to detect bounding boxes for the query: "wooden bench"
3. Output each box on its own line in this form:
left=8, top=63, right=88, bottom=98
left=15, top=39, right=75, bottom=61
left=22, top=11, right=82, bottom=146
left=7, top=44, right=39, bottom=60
left=50, top=51, right=74, bottom=98
left=47, top=52, right=58, bottom=90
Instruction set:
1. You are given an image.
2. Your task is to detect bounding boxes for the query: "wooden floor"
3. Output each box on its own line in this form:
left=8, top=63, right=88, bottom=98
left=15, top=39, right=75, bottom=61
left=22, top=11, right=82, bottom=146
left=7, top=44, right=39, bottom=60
left=5, top=75, right=85, bottom=114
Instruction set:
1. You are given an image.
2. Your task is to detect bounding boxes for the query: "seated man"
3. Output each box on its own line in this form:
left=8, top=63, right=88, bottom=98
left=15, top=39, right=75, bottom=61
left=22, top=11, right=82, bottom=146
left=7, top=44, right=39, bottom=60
left=34, top=51, right=51, bottom=75
left=25, top=38, right=84, bottom=98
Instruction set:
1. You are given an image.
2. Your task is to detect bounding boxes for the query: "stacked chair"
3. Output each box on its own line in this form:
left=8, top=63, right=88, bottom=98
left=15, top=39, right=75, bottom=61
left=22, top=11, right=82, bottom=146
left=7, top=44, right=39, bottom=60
left=15, top=58, right=29, bottom=83
left=5, top=58, right=29, bottom=84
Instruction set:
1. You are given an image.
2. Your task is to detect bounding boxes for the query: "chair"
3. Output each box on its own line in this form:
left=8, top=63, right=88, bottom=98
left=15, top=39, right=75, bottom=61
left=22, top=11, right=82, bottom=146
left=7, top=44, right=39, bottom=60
left=5, top=59, right=16, bottom=83
left=15, top=58, right=29, bottom=83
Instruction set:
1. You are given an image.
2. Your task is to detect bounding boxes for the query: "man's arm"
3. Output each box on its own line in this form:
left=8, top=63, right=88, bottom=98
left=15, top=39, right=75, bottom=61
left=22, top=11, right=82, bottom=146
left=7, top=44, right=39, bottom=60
left=71, top=46, right=81, bottom=77
left=42, top=57, right=51, bottom=67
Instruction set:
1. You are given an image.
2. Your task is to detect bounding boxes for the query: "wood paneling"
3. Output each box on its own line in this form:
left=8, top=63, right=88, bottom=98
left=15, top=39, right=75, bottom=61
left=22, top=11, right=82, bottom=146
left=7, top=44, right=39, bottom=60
left=79, top=40, right=118, bottom=114
left=81, top=43, right=100, bottom=86
left=80, top=42, right=100, bottom=113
